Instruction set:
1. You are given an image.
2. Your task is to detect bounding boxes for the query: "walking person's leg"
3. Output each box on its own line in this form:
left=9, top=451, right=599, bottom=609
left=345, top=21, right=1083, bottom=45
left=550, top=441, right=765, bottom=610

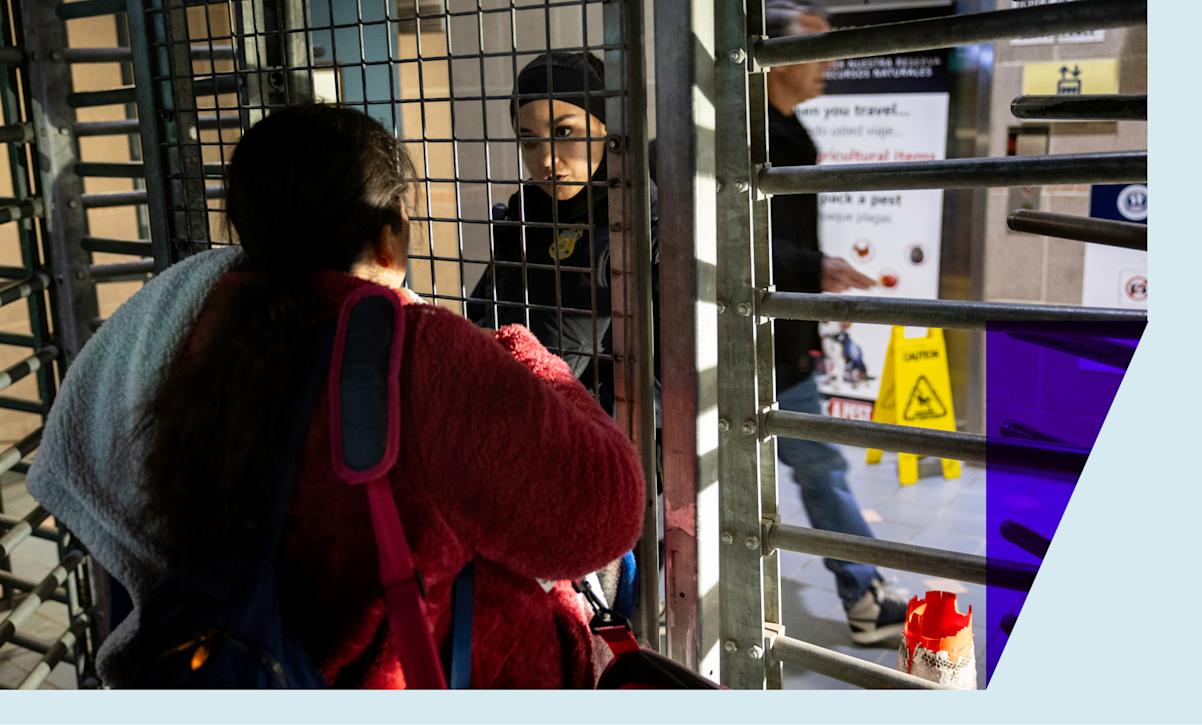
left=776, top=376, right=906, bottom=644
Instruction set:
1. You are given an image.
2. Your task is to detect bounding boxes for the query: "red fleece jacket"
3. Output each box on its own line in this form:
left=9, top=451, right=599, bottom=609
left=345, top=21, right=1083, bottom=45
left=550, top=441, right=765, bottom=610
left=259, top=273, right=645, bottom=688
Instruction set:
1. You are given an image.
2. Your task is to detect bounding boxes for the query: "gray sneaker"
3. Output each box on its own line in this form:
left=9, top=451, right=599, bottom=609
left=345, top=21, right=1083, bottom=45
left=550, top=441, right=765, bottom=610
left=846, top=580, right=908, bottom=646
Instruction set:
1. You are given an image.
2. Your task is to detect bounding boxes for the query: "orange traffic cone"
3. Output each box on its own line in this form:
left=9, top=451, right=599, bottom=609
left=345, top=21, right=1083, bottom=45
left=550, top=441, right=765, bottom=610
left=897, top=590, right=977, bottom=689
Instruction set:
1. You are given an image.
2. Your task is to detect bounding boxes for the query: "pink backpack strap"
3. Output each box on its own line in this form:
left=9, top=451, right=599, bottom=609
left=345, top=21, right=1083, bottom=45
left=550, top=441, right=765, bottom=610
left=328, top=285, right=447, bottom=689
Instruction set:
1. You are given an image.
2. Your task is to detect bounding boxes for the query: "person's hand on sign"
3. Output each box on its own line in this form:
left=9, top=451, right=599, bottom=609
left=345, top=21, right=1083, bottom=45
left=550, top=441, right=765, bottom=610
left=820, top=256, right=876, bottom=293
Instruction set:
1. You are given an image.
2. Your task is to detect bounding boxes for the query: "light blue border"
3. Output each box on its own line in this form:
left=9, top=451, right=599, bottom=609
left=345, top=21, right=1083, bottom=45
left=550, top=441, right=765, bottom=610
left=5, top=3, right=1194, bottom=723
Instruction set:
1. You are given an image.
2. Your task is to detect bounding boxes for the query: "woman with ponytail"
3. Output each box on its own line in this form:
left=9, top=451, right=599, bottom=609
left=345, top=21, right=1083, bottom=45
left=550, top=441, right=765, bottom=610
left=28, top=104, right=645, bottom=688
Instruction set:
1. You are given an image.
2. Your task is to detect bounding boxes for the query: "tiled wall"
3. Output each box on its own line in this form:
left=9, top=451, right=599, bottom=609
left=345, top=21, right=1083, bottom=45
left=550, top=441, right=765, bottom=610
left=983, top=1, right=1147, bottom=304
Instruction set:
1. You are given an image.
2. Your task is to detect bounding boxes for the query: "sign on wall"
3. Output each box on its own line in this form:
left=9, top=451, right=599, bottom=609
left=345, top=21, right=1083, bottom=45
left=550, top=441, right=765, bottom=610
left=793, top=6, right=951, bottom=406
left=1022, top=59, right=1120, bottom=96
left=1082, top=184, right=1148, bottom=309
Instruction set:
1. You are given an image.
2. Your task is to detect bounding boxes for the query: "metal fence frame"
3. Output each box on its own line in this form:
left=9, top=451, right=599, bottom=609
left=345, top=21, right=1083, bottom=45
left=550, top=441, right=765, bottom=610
left=0, top=0, right=128, bottom=689
left=10, top=0, right=661, bottom=685
left=0, top=0, right=1151, bottom=691
left=709, top=0, right=1148, bottom=689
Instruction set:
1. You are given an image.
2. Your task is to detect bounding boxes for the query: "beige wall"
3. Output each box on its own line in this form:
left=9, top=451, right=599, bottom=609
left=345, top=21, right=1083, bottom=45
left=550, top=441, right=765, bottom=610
left=983, top=2, right=1147, bottom=304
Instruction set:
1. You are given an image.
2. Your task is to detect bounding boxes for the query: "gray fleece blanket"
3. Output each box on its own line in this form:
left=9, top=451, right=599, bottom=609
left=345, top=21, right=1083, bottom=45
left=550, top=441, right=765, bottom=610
left=26, top=247, right=243, bottom=685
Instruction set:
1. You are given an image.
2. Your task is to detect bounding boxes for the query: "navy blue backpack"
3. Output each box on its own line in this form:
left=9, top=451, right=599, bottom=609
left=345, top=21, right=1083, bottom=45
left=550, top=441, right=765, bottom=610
left=128, top=288, right=474, bottom=689
left=128, top=314, right=334, bottom=688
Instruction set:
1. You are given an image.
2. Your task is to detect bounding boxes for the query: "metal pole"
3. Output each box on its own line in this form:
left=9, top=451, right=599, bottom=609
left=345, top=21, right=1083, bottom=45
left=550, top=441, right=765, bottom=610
left=1007, top=209, right=1147, bottom=251
left=768, top=410, right=985, bottom=463
left=1000, top=519, right=1051, bottom=560
left=766, top=523, right=1037, bottom=592
left=160, top=0, right=211, bottom=259
left=604, top=0, right=659, bottom=650
left=16, top=614, right=90, bottom=690
left=772, top=634, right=942, bottom=690
left=0, top=506, right=50, bottom=558
left=62, top=43, right=236, bottom=64
left=0, top=427, right=42, bottom=476
left=714, top=0, right=770, bottom=690
left=761, top=291, right=1147, bottom=329
left=1011, top=94, right=1146, bottom=122
left=19, top=0, right=101, bottom=364
left=765, top=410, right=1093, bottom=478
left=759, top=151, right=1146, bottom=195
left=745, top=0, right=783, bottom=691
left=0, top=550, right=85, bottom=647
left=74, top=112, right=239, bottom=137
left=654, top=0, right=720, bottom=678
left=1006, top=329, right=1140, bottom=369
left=0, top=121, right=32, bottom=142
left=753, top=0, right=1146, bottom=66
left=57, top=0, right=127, bottom=21
left=66, top=86, right=140, bottom=108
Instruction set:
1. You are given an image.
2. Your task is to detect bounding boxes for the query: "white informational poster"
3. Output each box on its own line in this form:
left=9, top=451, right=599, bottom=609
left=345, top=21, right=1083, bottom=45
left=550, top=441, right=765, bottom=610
left=797, top=91, right=950, bottom=402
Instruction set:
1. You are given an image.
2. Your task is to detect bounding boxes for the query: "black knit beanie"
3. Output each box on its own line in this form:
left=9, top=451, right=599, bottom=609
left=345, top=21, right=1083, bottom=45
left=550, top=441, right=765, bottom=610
left=510, top=52, right=607, bottom=124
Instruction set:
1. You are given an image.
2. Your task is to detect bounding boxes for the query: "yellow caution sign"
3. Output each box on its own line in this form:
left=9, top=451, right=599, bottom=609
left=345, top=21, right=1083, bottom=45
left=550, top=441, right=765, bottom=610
left=866, top=327, right=960, bottom=486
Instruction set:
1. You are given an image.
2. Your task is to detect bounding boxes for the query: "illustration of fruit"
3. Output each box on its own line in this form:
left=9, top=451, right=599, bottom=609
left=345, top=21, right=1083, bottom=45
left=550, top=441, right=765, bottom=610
left=880, top=271, right=899, bottom=288
left=853, top=240, right=872, bottom=258
left=908, top=245, right=925, bottom=265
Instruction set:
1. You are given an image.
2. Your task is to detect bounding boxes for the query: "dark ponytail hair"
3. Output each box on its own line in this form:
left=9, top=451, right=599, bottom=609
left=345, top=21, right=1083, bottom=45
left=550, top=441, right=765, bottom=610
left=139, top=105, right=415, bottom=563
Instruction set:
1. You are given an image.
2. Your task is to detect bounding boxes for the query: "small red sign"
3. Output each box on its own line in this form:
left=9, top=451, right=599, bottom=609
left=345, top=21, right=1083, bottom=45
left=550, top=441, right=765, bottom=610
left=825, top=396, right=874, bottom=421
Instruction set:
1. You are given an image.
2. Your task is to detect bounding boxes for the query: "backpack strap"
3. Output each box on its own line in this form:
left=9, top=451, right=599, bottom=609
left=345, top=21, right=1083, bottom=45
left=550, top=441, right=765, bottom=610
left=448, top=562, right=475, bottom=689
left=574, top=577, right=640, bottom=657
left=612, top=551, right=638, bottom=621
left=328, top=286, right=447, bottom=689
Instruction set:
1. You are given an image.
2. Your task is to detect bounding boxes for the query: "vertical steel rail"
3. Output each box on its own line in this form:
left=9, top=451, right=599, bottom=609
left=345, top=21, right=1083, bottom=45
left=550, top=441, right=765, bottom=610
left=279, top=0, right=312, bottom=104
left=0, top=2, right=55, bottom=416
left=713, top=0, right=771, bottom=689
left=654, top=0, right=721, bottom=680
left=603, top=0, right=659, bottom=649
left=126, top=0, right=177, bottom=271
left=745, top=4, right=783, bottom=690
left=131, top=0, right=210, bottom=263
left=19, top=0, right=101, bottom=364
left=2, top=0, right=107, bottom=686
left=236, top=0, right=269, bottom=127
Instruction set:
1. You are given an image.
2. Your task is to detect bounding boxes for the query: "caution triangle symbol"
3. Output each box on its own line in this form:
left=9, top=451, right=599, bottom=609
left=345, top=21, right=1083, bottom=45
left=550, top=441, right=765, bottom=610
left=902, top=375, right=946, bottom=421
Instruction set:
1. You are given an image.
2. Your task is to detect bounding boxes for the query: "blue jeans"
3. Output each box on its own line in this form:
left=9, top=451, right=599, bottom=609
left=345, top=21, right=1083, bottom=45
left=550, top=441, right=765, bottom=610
left=776, top=376, right=881, bottom=610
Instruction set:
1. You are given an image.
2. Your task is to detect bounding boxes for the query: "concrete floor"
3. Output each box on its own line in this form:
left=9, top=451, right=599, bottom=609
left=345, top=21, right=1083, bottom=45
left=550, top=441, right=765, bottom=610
left=777, top=446, right=988, bottom=689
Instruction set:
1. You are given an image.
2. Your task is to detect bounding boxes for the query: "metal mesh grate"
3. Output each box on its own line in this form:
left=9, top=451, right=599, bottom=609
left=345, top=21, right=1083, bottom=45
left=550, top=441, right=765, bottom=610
left=133, top=0, right=653, bottom=411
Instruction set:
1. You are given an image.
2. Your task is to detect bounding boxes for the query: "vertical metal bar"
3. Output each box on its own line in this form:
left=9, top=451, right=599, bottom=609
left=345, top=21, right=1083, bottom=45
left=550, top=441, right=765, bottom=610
left=20, top=0, right=101, bottom=365
left=127, top=0, right=177, bottom=271
left=236, top=0, right=269, bottom=126
left=163, top=0, right=209, bottom=257
left=604, top=0, right=658, bottom=649
left=114, top=14, right=152, bottom=243
left=0, top=0, right=57, bottom=414
left=714, top=0, right=767, bottom=689
left=745, top=1, right=781, bottom=690
left=967, top=10, right=993, bottom=434
left=280, top=0, right=312, bottom=103
left=654, top=0, right=720, bottom=680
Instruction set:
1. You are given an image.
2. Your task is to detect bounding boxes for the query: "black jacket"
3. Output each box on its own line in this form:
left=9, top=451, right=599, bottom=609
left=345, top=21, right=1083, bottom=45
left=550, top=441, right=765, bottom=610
left=767, top=104, right=825, bottom=392
left=467, top=181, right=660, bottom=416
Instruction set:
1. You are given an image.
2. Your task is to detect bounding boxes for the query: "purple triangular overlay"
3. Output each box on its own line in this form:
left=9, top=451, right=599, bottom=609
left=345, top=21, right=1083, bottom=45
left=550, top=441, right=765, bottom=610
left=984, top=321, right=1145, bottom=685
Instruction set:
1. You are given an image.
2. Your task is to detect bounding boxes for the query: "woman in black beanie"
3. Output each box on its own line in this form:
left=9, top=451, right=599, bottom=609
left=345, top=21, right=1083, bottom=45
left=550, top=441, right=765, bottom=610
left=469, top=51, right=659, bottom=415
